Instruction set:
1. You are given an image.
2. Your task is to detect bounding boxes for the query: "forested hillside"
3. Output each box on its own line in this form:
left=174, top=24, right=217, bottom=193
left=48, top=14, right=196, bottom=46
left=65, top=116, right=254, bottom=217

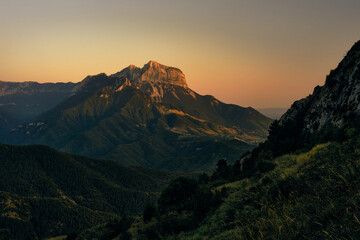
left=0, top=144, right=174, bottom=239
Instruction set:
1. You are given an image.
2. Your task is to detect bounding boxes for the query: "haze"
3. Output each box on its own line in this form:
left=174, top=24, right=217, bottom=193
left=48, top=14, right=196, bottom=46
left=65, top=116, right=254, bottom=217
left=1, top=0, right=359, bottom=108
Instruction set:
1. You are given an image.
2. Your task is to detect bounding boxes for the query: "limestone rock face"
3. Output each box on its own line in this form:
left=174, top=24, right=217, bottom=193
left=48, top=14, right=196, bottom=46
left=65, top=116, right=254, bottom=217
left=113, top=60, right=187, bottom=87
left=141, top=61, right=187, bottom=88
left=110, top=61, right=188, bottom=101
left=279, top=40, right=360, bottom=132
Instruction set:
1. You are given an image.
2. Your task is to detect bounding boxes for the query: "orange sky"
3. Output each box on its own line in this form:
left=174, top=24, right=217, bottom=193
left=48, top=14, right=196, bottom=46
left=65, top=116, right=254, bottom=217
left=1, top=0, right=360, bottom=108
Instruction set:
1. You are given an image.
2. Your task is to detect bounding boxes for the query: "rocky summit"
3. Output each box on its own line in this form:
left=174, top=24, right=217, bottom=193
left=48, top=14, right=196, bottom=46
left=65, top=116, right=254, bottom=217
left=114, top=60, right=188, bottom=87
left=111, top=60, right=188, bottom=101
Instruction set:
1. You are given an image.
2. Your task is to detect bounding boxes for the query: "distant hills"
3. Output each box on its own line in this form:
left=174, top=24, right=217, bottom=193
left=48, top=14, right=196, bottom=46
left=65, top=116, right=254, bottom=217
left=3, top=61, right=272, bottom=171
left=257, top=107, right=288, bottom=119
left=0, top=143, right=173, bottom=239
left=0, top=81, right=78, bottom=136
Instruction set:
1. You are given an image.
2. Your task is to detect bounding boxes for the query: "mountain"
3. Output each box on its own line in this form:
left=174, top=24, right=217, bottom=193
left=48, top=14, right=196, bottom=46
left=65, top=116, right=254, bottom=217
left=0, top=81, right=79, bottom=135
left=5, top=61, right=272, bottom=171
left=0, top=143, right=173, bottom=239
left=0, top=109, right=17, bottom=135
left=257, top=107, right=288, bottom=119
left=72, top=41, right=360, bottom=240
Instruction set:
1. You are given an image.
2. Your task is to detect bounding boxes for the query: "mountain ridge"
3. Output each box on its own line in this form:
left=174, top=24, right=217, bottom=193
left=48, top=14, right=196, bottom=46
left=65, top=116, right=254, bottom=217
left=279, top=40, right=360, bottom=133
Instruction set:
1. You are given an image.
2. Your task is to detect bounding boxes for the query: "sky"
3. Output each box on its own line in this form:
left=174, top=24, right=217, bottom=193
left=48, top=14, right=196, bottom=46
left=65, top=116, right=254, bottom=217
left=1, top=0, right=359, bottom=108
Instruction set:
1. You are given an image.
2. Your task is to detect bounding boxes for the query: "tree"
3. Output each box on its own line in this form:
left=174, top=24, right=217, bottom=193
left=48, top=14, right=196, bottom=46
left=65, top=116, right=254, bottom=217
left=212, top=159, right=230, bottom=180
left=143, top=203, right=156, bottom=223
left=158, top=177, right=198, bottom=213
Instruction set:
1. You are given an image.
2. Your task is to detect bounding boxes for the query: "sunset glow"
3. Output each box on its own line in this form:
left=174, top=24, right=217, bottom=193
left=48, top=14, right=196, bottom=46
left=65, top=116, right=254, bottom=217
left=1, top=0, right=359, bottom=107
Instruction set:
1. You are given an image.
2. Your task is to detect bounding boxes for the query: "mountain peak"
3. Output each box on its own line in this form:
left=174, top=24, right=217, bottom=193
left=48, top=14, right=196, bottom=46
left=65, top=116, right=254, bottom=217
left=128, top=64, right=138, bottom=70
left=113, top=61, right=187, bottom=88
left=141, top=60, right=187, bottom=87
left=144, top=60, right=160, bottom=68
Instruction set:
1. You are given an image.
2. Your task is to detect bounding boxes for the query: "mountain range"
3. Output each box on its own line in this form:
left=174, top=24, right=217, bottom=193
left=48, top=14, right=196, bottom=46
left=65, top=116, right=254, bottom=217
left=0, top=81, right=78, bottom=136
left=3, top=61, right=272, bottom=171
left=257, top=108, right=288, bottom=119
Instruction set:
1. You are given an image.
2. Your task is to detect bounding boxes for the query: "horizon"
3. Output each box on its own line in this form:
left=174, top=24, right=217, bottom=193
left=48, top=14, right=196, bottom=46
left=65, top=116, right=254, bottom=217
left=1, top=0, right=359, bottom=108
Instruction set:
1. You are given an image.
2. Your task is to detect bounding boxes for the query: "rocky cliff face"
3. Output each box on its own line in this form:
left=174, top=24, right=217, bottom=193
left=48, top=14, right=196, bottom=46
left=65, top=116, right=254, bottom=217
left=280, top=41, right=360, bottom=132
left=111, top=60, right=188, bottom=101
left=113, top=60, right=187, bottom=87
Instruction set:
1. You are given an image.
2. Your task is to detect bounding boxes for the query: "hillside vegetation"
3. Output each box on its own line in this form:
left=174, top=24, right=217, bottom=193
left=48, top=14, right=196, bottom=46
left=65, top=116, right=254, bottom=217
left=178, top=137, right=360, bottom=239
left=0, top=144, right=174, bottom=239
left=71, top=129, right=360, bottom=239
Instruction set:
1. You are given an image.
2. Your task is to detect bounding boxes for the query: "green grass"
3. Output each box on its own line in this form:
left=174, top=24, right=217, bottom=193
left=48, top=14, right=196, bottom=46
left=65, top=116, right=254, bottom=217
left=173, top=138, right=360, bottom=239
left=62, top=136, right=360, bottom=240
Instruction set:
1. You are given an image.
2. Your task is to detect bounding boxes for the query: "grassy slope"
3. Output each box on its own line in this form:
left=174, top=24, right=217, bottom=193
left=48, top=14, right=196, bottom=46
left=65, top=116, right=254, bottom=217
left=67, top=135, right=360, bottom=240
left=179, top=138, right=360, bottom=239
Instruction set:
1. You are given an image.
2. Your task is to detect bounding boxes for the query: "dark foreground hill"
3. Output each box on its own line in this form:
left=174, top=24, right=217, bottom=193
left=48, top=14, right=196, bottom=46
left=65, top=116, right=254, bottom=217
left=73, top=135, right=360, bottom=240
left=5, top=61, right=271, bottom=172
left=0, top=144, right=173, bottom=239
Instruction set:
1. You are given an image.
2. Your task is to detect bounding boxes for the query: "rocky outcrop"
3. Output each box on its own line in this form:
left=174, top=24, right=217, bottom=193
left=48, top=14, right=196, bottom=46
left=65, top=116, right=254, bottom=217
left=112, top=60, right=187, bottom=88
left=110, top=61, right=188, bottom=101
left=279, top=40, right=360, bottom=132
